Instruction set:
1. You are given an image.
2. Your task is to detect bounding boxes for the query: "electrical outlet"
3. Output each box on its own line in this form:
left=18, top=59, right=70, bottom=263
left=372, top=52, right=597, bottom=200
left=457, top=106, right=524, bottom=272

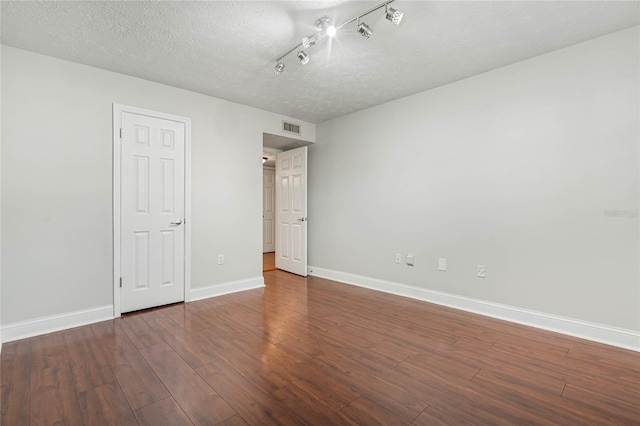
left=218, top=254, right=224, bottom=265
left=477, top=264, right=486, bottom=278
left=406, top=254, right=415, bottom=266
left=438, top=258, right=447, bottom=271
left=395, top=253, right=402, bottom=264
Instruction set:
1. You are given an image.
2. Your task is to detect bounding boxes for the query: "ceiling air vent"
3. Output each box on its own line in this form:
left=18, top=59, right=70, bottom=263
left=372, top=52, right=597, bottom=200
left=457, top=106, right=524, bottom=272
left=282, top=121, right=301, bottom=135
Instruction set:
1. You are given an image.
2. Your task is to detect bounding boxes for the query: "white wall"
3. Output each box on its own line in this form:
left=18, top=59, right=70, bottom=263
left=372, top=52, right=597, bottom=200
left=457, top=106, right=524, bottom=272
left=1, top=46, right=315, bottom=326
left=309, top=27, right=639, bottom=332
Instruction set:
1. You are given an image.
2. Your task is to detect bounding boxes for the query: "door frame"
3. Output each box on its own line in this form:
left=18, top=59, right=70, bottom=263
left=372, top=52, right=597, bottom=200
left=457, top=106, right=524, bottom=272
left=112, top=104, right=192, bottom=317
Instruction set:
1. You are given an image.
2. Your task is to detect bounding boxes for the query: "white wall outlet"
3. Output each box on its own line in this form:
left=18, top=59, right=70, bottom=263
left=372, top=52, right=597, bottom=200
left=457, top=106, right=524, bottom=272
left=477, top=264, right=486, bottom=278
left=438, top=258, right=447, bottom=271
left=395, top=253, right=402, bottom=264
left=406, top=254, right=415, bottom=266
left=218, top=254, right=224, bottom=265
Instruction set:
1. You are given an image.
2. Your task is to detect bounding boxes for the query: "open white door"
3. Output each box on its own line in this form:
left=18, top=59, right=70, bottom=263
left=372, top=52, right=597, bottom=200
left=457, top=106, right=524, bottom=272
left=117, top=108, right=189, bottom=313
left=275, top=147, right=307, bottom=276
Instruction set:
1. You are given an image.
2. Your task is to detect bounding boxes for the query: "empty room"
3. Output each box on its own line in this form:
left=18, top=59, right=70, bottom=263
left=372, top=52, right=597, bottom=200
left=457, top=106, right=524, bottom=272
left=1, top=1, right=638, bottom=425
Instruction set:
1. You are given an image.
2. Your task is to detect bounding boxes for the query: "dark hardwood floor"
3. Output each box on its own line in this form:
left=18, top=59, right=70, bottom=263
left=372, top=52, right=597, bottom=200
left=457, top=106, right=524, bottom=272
left=2, top=270, right=639, bottom=425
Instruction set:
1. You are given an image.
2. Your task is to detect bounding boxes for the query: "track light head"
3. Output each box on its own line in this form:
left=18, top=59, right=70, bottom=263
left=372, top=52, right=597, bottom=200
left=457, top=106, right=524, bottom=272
left=274, top=61, right=285, bottom=76
left=385, top=6, right=403, bottom=25
left=301, top=35, right=317, bottom=49
left=317, top=17, right=337, bottom=37
left=357, top=22, right=373, bottom=39
left=297, top=51, right=310, bottom=65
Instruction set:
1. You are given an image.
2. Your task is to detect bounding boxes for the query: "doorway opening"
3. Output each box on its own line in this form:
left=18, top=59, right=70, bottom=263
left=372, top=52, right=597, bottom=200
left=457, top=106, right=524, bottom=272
left=262, top=132, right=313, bottom=276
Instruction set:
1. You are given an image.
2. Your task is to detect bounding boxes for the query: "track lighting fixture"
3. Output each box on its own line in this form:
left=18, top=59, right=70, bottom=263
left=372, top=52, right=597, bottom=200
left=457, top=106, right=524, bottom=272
left=274, top=0, right=403, bottom=76
left=274, top=61, right=285, bottom=76
left=385, top=6, right=403, bottom=25
left=357, top=20, right=373, bottom=39
left=297, top=50, right=309, bottom=65
left=301, top=35, right=317, bottom=49
left=317, top=17, right=336, bottom=38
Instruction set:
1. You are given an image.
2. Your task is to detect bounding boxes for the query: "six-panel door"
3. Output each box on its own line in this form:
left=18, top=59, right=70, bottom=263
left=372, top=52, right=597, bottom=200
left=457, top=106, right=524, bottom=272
left=276, top=147, right=307, bottom=276
left=120, top=112, right=185, bottom=312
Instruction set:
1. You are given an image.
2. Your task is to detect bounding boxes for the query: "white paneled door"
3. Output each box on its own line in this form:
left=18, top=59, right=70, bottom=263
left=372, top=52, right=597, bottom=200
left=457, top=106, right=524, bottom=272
left=120, top=111, right=186, bottom=313
left=263, top=168, right=276, bottom=253
left=275, top=147, right=307, bottom=276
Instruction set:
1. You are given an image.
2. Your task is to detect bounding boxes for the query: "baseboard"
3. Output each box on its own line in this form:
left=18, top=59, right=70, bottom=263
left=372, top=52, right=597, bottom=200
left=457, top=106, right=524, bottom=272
left=2, top=305, right=114, bottom=343
left=190, top=276, right=265, bottom=302
left=308, top=266, right=640, bottom=352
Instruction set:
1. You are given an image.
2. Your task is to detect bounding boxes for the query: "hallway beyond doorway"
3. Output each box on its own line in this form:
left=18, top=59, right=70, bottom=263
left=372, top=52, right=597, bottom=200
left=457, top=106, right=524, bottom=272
left=263, top=252, right=276, bottom=272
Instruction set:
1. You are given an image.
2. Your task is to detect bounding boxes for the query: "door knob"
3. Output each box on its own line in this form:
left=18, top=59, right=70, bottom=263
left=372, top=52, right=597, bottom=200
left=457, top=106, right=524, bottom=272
left=297, top=217, right=306, bottom=222
left=170, top=219, right=183, bottom=226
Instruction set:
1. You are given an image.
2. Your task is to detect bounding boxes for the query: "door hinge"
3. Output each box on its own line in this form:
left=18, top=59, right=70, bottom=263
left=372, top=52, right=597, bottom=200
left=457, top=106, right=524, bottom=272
left=119, top=277, right=122, bottom=288
left=119, top=128, right=123, bottom=138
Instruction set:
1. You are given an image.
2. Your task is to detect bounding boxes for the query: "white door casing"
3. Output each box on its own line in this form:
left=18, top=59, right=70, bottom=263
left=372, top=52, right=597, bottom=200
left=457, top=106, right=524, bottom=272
left=263, top=168, right=276, bottom=253
left=113, top=104, right=191, bottom=315
left=275, top=147, right=307, bottom=276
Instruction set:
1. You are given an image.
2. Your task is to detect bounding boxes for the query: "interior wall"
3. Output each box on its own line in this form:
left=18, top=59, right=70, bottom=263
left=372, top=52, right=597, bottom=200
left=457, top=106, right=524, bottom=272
left=0, top=46, right=315, bottom=326
left=309, top=27, right=639, bottom=331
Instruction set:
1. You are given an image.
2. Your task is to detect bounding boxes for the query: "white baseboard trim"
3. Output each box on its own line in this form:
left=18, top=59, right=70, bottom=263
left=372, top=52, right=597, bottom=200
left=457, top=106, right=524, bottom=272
left=2, top=305, right=114, bottom=343
left=308, top=266, right=640, bottom=352
left=190, top=276, right=265, bottom=302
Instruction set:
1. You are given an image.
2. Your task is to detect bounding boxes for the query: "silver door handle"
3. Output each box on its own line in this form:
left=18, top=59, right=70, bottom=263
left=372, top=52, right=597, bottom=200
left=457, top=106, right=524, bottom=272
left=170, top=219, right=183, bottom=226
left=297, top=217, right=306, bottom=222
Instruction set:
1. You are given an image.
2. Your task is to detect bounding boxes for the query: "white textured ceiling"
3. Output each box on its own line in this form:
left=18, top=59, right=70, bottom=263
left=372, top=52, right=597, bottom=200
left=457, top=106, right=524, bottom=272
left=2, top=1, right=639, bottom=123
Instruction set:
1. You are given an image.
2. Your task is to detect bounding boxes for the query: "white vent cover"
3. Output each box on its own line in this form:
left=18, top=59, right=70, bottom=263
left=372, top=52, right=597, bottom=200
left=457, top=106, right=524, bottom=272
left=282, top=120, right=301, bottom=135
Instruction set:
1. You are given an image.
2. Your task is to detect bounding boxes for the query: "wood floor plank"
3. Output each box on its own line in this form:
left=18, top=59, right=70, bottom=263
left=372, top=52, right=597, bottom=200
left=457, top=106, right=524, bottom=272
left=30, top=364, right=84, bottom=426
left=63, top=326, right=116, bottom=393
left=290, top=361, right=361, bottom=410
left=119, top=314, right=165, bottom=349
left=144, top=314, right=222, bottom=368
left=30, top=332, right=68, bottom=370
left=341, top=396, right=413, bottom=426
left=562, top=383, right=640, bottom=424
left=566, top=342, right=640, bottom=373
left=215, top=414, right=250, bottom=426
left=162, top=303, right=213, bottom=332
left=273, top=382, right=359, bottom=425
left=196, top=330, right=292, bottom=394
left=78, top=381, right=138, bottom=425
left=451, top=338, right=569, bottom=395
left=469, top=369, right=590, bottom=424
left=412, top=405, right=472, bottom=426
left=1, top=339, right=31, bottom=386
left=1, top=384, right=29, bottom=426
left=1, top=340, right=31, bottom=425
left=134, top=396, right=193, bottom=426
left=196, top=358, right=302, bottom=425
left=310, top=352, right=428, bottom=420
left=275, top=331, right=430, bottom=421
left=139, top=344, right=237, bottom=425
left=92, top=320, right=170, bottom=410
